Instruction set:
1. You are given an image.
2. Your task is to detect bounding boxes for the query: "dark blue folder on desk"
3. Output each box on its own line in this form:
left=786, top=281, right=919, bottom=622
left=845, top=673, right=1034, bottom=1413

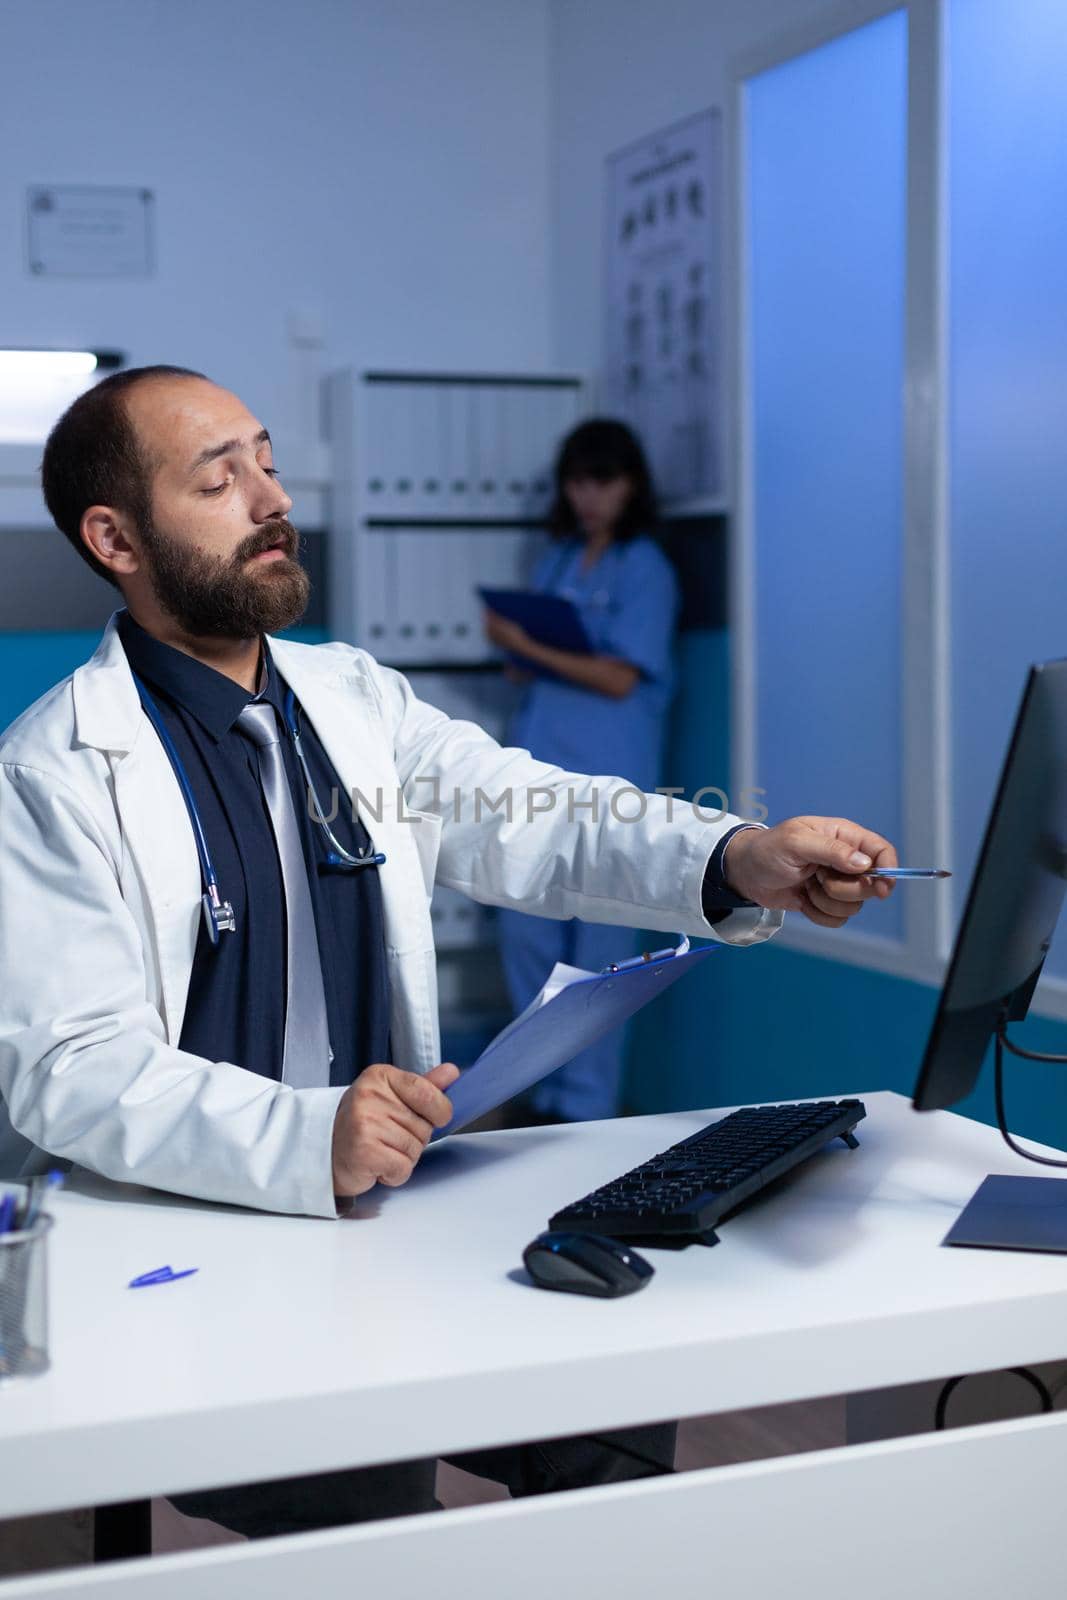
left=479, top=588, right=594, bottom=661
left=435, top=938, right=717, bottom=1135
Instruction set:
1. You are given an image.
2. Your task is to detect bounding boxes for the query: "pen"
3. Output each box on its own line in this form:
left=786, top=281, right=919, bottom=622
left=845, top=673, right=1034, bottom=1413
left=18, top=1170, right=64, bottom=1231
left=601, top=946, right=678, bottom=974
left=128, top=1266, right=199, bottom=1288
left=865, top=867, right=952, bottom=879
left=0, top=1193, right=15, bottom=1235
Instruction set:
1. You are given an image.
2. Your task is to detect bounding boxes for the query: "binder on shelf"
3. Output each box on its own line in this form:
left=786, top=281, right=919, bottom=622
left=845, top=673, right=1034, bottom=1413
left=391, top=530, right=424, bottom=662
left=499, top=385, right=525, bottom=518
left=325, top=368, right=587, bottom=675
left=430, top=383, right=455, bottom=520
left=416, top=529, right=451, bottom=662
left=392, top=383, right=419, bottom=516
left=389, top=530, right=415, bottom=662
left=358, top=528, right=393, bottom=655
left=451, top=386, right=473, bottom=520
left=366, top=382, right=392, bottom=515
left=529, top=387, right=559, bottom=518
left=381, top=381, right=406, bottom=516
left=474, top=385, right=505, bottom=519
left=361, top=382, right=387, bottom=510
left=371, top=382, right=399, bottom=518
left=447, top=385, right=476, bottom=518
left=411, top=383, right=445, bottom=519
left=433, top=936, right=716, bottom=1135
left=443, top=529, right=485, bottom=663
left=521, top=386, right=549, bottom=517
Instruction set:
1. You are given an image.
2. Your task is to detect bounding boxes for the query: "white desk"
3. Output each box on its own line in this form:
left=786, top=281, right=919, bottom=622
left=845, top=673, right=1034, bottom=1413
left=3, top=1091, right=1067, bottom=1597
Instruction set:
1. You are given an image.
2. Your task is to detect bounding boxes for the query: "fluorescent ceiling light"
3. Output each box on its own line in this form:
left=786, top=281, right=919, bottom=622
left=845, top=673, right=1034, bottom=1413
left=0, top=350, right=99, bottom=379
left=0, top=348, right=122, bottom=445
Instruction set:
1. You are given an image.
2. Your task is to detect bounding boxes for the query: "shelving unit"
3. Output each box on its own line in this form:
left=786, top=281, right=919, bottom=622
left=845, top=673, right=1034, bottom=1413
left=325, top=367, right=586, bottom=965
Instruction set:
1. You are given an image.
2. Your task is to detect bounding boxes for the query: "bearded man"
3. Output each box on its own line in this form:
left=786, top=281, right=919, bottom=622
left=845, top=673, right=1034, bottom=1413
left=0, top=365, right=895, bottom=1533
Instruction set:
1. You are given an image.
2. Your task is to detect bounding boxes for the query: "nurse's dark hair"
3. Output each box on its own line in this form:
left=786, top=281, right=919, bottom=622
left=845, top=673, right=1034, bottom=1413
left=41, top=364, right=208, bottom=589
left=548, top=417, right=658, bottom=542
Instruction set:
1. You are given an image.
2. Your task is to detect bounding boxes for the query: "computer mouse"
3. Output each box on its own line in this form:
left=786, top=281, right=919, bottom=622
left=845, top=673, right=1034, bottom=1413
left=522, top=1230, right=654, bottom=1298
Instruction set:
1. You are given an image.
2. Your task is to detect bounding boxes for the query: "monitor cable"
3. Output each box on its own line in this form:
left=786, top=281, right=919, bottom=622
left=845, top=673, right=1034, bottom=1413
left=946, top=1025, right=1067, bottom=1422
left=935, top=1367, right=1054, bottom=1431
left=994, top=1023, right=1067, bottom=1168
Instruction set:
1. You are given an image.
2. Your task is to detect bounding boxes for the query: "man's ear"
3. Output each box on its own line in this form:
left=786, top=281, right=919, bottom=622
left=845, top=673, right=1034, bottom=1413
left=81, top=505, right=140, bottom=580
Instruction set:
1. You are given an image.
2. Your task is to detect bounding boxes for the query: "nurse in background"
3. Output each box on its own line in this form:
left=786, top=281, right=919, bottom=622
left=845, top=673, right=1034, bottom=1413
left=484, top=418, right=679, bottom=1122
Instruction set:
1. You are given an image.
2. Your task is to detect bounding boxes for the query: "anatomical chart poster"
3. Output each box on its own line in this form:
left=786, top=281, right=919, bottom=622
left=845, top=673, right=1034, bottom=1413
left=604, top=109, right=723, bottom=504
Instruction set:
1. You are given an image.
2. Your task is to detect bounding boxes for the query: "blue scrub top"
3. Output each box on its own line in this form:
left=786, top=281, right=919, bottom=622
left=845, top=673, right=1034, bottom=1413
left=509, top=535, right=679, bottom=792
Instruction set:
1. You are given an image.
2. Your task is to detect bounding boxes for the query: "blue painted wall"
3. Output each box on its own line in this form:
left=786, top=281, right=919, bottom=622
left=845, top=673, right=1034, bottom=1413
left=0, top=625, right=328, bottom=736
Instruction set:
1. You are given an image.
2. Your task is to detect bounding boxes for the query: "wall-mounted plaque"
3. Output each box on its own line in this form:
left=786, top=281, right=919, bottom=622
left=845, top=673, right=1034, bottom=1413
left=26, top=185, right=154, bottom=278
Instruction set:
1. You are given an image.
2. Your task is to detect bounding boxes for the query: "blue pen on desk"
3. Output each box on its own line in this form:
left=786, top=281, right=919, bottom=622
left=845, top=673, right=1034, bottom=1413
left=865, top=867, right=952, bottom=879
left=0, top=1193, right=15, bottom=1236
left=129, top=1265, right=199, bottom=1289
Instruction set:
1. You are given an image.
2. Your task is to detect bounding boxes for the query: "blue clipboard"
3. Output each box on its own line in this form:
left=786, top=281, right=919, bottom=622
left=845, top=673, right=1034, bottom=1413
left=479, top=588, right=594, bottom=662
left=434, top=938, right=717, bottom=1136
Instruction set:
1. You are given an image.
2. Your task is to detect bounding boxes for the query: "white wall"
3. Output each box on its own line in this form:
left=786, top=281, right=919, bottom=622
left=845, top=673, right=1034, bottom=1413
left=548, top=0, right=865, bottom=382
left=0, top=0, right=870, bottom=475
left=0, top=0, right=552, bottom=475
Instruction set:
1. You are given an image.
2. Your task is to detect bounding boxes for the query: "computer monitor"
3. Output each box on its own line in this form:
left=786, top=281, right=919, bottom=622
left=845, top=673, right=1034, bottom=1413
left=912, top=658, right=1067, bottom=1250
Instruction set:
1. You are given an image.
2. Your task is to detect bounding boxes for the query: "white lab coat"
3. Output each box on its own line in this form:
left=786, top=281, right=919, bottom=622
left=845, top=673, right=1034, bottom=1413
left=0, top=618, right=781, bottom=1217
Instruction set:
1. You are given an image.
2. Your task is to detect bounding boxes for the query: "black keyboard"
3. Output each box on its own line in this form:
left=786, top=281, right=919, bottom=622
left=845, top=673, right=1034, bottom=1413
left=548, top=1099, right=867, bottom=1248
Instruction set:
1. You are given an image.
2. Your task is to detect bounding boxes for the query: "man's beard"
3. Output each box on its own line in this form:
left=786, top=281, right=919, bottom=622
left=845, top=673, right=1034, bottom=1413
left=139, top=517, right=310, bottom=639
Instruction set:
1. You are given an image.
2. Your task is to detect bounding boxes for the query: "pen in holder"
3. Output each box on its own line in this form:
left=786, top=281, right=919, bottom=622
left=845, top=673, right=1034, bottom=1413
left=0, top=1210, right=54, bottom=1381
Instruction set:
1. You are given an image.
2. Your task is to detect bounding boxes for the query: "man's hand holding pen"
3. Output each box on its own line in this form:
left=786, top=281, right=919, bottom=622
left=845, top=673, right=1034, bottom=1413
left=723, top=816, right=898, bottom=929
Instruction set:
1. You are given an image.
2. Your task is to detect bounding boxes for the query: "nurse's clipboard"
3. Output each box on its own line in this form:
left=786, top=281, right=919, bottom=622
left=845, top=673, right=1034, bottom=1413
left=433, top=936, right=717, bottom=1137
left=478, top=588, right=594, bottom=658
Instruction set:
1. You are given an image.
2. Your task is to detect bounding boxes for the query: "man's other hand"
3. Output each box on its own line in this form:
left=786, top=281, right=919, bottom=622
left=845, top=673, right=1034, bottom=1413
left=723, top=817, right=897, bottom=929
left=332, top=1061, right=460, bottom=1197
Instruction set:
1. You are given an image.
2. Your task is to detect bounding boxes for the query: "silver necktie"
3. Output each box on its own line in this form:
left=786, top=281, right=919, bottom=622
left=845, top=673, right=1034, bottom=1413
left=238, top=703, right=332, bottom=1089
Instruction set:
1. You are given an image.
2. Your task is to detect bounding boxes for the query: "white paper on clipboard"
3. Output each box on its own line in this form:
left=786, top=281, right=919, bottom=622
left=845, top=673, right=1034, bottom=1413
left=433, top=935, right=718, bottom=1137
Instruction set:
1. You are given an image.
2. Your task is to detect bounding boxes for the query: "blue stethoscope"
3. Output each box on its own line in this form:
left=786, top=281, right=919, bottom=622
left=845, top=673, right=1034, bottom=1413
left=132, top=674, right=386, bottom=947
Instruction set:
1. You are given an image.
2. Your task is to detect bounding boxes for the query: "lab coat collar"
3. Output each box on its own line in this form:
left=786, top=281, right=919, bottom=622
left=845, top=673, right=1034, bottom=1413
left=116, top=610, right=271, bottom=743
left=71, top=614, right=357, bottom=754
left=71, top=614, right=145, bottom=753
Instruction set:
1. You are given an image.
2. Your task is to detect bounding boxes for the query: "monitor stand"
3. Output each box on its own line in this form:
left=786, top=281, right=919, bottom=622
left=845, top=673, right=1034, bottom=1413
left=944, top=1025, right=1067, bottom=1254
left=945, top=1173, right=1067, bottom=1252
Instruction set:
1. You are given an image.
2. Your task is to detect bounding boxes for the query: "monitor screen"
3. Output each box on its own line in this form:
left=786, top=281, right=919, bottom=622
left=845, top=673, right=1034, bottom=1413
left=913, top=659, right=1067, bottom=1111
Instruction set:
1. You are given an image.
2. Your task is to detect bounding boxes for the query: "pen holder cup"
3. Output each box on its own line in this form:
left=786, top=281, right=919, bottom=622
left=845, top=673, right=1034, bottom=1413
left=0, top=1213, right=53, bottom=1381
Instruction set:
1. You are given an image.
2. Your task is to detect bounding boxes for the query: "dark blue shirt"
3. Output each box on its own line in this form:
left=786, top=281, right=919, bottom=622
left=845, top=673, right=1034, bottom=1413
left=118, top=613, right=390, bottom=1087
